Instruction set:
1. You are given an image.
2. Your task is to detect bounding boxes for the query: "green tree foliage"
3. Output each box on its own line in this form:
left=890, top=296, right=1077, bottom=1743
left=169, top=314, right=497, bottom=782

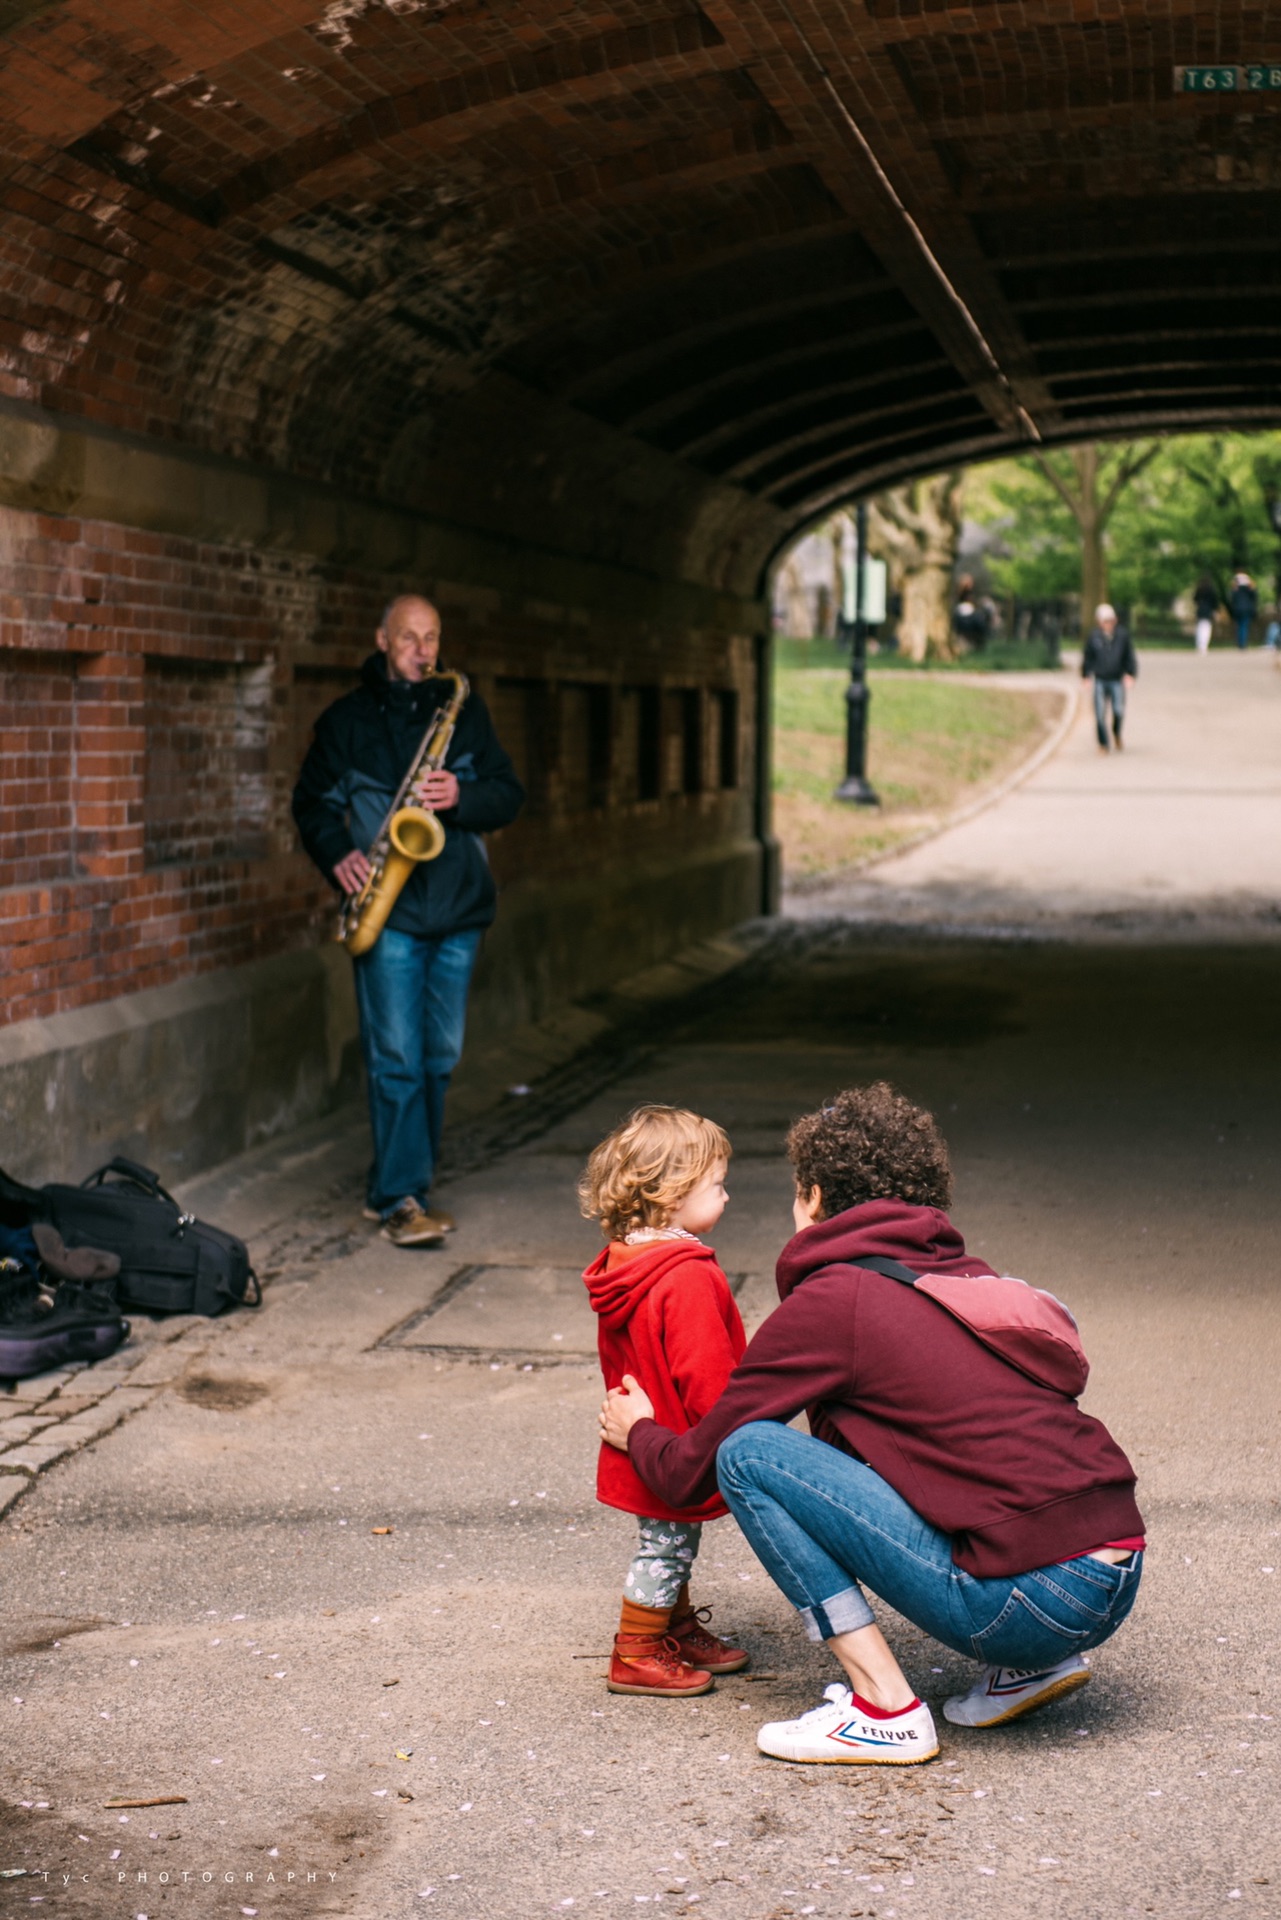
left=967, top=431, right=1281, bottom=617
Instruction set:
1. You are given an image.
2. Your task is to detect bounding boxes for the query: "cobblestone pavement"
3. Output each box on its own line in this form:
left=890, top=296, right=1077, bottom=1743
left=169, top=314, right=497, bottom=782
left=0, top=1319, right=216, bottom=1517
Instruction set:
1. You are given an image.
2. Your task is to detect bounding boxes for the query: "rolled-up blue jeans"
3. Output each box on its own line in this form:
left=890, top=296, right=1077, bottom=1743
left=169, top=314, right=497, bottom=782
left=352, top=926, right=481, bottom=1217
left=717, top=1423, right=1142, bottom=1668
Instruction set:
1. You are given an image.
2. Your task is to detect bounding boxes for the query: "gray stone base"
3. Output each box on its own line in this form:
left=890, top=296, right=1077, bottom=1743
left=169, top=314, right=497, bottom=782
left=0, top=839, right=763, bottom=1188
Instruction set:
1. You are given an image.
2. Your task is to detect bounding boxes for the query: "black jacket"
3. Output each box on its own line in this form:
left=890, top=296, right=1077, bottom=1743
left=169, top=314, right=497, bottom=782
left=291, top=655, right=524, bottom=938
left=1228, top=581, right=1258, bottom=621
left=1081, top=626, right=1137, bottom=681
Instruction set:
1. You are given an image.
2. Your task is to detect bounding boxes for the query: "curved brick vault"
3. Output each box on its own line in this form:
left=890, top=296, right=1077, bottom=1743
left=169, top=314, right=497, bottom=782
left=2, top=0, right=1279, bottom=1177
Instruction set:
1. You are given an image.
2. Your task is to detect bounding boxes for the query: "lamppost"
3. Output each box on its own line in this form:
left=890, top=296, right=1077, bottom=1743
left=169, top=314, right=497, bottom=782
left=834, top=499, right=880, bottom=806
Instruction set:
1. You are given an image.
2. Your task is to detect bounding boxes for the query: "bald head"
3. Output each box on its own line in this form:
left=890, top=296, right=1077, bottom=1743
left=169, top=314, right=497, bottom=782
left=377, top=595, right=441, bottom=683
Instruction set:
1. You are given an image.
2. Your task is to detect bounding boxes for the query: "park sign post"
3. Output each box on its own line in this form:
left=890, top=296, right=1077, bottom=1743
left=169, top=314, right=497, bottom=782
left=1174, top=65, right=1281, bottom=92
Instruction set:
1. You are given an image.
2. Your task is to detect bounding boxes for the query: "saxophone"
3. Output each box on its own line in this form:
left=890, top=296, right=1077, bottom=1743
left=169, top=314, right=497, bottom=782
left=338, top=670, right=470, bottom=957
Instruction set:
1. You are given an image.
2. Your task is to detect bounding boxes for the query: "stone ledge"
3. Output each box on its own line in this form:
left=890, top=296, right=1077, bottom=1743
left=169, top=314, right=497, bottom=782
left=0, top=1476, right=28, bottom=1516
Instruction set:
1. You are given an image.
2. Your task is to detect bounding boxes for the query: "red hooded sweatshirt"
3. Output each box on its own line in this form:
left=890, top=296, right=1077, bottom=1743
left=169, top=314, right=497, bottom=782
left=583, top=1240, right=747, bottom=1523
left=626, top=1200, right=1143, bottom=1577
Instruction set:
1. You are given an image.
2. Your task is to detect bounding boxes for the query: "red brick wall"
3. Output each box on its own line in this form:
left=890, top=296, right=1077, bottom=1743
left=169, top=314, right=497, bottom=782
left=0, top=502, right=758, bottom=1030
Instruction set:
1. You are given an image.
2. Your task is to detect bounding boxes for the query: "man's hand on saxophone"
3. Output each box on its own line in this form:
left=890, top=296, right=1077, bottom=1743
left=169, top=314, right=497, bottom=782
left=334, top=848, right=372, bottom=896
left=417, top=768, right=460, bottom=811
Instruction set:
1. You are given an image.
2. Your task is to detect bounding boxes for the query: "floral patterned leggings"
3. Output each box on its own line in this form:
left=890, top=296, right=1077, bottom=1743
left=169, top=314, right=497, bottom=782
left=623, top=1516, right=702, bottom=1609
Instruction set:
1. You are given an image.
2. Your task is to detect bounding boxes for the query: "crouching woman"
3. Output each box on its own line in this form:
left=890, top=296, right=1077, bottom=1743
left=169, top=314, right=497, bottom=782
left=599, top=1084, right=1144, bottom=1765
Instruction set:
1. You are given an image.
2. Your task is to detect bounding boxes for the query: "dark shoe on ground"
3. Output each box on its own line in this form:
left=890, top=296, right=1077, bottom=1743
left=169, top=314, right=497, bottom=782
left=31, top=1222, right=121, bottom=1283
left=0, top=1265, right=129, bottom=1378
left=606, top=1632, right=713, bottom=1697
left=668, top=1606, right=749, bottom=1673
left=379, top=1200, right=447, bottom=1248
left=942, top=1654, right=1090, bottom=1727
left=365, top=1203, right=455, bottom=1232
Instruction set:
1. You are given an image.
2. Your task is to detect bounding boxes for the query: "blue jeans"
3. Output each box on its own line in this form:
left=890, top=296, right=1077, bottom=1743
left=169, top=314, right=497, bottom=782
left=717, top=1424, right=1142, bottom=1668
left=352, top=926, right=481, bottom=1217
left=1236, top=615, right=1252, bottom=650
left=1093, top=677, right=1125, bottom=745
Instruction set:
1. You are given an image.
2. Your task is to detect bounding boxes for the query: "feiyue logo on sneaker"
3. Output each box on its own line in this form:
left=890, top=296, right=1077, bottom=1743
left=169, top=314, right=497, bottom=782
left=988, top=1669, right=1054, bottom=1695
left=830, top=1720, right=919, bottom=1745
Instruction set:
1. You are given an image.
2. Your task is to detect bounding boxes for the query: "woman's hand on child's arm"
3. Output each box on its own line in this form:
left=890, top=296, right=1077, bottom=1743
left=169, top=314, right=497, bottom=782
left=599, top=1374, right=655, bottom=1450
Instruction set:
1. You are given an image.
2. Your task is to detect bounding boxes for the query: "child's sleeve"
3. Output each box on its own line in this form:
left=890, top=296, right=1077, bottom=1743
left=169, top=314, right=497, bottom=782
left=661, top=1268, right=745, bottom=1426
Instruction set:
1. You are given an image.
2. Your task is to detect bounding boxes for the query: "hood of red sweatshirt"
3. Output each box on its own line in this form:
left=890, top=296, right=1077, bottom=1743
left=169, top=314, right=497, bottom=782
left=583, top=1240, right=719, bottom=1331
left=775, top=1198, right=993, bottom=1302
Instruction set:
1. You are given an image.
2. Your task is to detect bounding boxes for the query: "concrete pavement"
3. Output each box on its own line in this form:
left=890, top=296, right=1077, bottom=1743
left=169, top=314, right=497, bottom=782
left=2, top=647, right=1280, bottom=1920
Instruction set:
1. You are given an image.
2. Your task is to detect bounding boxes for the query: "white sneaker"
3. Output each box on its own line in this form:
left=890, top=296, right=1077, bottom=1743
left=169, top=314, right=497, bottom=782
left=757, top=1683, right=938, bottom=1765
left=943, top=1654, right=1090, bottom=1727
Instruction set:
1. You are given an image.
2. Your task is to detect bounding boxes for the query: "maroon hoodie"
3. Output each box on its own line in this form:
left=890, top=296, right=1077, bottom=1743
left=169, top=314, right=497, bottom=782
left=627, top=1199, right=1143, bottom=1578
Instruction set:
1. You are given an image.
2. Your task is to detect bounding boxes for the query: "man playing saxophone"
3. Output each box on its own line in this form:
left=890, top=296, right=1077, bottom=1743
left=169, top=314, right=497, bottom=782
left=292, top=595, right=524, bottom=1247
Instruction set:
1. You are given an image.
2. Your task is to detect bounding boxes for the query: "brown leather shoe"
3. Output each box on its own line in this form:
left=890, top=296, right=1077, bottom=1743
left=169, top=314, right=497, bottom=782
left=606, top=1632, right=713, bottom=1697
left=669, top=1606, right=750, bottom=1674
left=365, top=1203, right=455, bottom=1231
left=379, top=1200, right=446, bottom=1248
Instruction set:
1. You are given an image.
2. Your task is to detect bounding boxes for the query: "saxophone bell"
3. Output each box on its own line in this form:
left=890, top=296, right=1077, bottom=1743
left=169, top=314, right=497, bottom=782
left=389, top=804, right=446, bottom=864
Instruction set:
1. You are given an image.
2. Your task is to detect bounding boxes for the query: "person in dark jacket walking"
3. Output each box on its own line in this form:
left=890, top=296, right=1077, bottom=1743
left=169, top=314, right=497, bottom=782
left=1193, top=575, right=1218, bottom=654
left=292, top=595, right=524, bottom=1247
left=1081, top=603, right=1138, bottom=751
left=1228, top=572, right=1258, bottom=650
left=601, top=1083, right=1144, bottom=1764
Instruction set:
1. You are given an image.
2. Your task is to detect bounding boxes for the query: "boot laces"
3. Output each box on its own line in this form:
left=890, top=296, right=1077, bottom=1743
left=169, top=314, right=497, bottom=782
left=656, top=1633, right=692, bottom=1674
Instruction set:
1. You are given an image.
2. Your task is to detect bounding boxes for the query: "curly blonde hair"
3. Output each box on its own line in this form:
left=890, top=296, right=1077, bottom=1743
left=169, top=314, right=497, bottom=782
left=578, top=1104, right=731, bottom=1240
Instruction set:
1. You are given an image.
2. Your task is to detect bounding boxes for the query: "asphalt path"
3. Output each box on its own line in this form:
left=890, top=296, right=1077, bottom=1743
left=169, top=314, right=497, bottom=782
left=2, top=649, right=1279, bottom=1920
left=793, top=648, right=1281, bottom=934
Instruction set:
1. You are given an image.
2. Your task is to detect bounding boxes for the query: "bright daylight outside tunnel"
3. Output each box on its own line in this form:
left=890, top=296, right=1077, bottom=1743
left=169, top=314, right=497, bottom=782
left=1, top=4, right=1280, bottom=1918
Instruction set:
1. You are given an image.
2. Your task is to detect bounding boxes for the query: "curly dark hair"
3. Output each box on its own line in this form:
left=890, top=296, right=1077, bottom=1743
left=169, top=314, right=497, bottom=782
left=786, top=1082, right=953, bottom=1218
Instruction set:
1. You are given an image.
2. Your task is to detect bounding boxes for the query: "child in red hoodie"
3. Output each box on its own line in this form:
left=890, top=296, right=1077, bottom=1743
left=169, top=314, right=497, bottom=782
left=580, top=1104, right=749, bottom=1698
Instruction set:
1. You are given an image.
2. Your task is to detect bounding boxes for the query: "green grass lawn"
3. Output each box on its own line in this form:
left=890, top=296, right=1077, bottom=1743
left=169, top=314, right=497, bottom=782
left=773, top=661, right=1063, bottom=881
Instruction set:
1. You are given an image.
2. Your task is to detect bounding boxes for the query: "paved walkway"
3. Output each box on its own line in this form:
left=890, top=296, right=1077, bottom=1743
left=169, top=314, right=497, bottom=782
left=792, top=649, right=1281, bottom=933
left=2, top=650, right=1279, bottom=1920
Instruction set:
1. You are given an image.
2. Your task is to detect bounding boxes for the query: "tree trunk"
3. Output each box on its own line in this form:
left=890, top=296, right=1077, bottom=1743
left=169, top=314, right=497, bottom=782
left=1074, top=445, right=1107, bottom=637
left=867, top=473, right=963, bottom=663
left=897, top=560, right=955, bottom=662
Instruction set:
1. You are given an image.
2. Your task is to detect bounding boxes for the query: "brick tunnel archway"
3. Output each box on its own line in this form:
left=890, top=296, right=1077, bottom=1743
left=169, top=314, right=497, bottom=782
left=2, top=0, right=1279, bottom=1178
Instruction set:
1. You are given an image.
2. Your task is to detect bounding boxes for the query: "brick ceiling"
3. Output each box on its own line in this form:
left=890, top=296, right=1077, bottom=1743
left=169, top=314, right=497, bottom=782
left=2, top=0, right=1279, bottom=555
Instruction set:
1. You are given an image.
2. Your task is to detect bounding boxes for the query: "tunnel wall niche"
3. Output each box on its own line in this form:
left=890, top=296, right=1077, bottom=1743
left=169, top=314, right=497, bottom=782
left=0, top=411, right=776, bottom=1185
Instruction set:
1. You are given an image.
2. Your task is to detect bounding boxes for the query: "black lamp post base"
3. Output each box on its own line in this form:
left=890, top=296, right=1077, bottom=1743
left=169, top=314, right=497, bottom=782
left=834, top=774, right=880, bottom=806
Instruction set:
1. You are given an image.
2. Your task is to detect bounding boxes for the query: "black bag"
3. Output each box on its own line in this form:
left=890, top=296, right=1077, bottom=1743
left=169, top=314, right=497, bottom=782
left=41, top=1157, right=261, bottom=1317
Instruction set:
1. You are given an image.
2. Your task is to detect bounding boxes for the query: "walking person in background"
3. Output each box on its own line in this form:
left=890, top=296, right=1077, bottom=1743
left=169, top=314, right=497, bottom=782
left=951, top=575, right=991, bottom=651
left=1081, top=603, right=1137, bottom=753
left=1228, top=572, right=1258, bottom=650
left=1192, top=575, right=1218, bottom=654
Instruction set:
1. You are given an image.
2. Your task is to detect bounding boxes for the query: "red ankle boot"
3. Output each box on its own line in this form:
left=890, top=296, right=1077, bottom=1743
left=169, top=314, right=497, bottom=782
left=607, top=1631, right=713, bottom=1697
left=668, top=1606, right=749, bottom=1673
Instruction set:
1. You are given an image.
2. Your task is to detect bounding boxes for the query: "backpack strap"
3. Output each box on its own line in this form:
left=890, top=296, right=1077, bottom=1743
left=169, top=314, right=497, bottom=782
left=856, top=1255, right=921, bottom=1286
